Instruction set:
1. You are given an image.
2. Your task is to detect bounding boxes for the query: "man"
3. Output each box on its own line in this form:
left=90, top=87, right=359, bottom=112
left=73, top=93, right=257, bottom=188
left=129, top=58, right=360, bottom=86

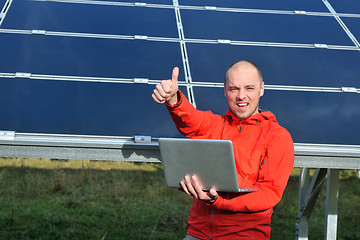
left=152, top=60, right=294, bottom=239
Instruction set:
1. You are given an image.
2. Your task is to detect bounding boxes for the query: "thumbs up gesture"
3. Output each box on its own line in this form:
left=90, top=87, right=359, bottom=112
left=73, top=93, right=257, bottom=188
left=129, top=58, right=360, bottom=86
left=152, top=67, right=179, bottom=105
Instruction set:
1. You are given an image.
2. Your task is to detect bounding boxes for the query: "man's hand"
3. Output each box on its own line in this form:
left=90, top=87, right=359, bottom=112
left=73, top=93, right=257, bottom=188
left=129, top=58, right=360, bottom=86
left=180, top=175, right=218, bottom=204
left=152, top=67, right=179, bottom=105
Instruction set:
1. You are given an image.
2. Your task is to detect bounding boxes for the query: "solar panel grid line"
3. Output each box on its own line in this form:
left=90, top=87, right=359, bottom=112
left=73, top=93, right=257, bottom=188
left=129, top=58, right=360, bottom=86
left=0, top=28, right=358, bottom=51
left=323, top=0, right=360, bottom=48
left=337, top=13, right=360, bottom=18
left=185, top=37, right=359, bottom=51
left=16, top=0, right=359, bottom=50
left=179, top=5, right=328, bottom=17
left=173, top=0, right=197, bottom=107
left=32, top=0, right=175, bottom=9
left=0, top=0, right=13, bottom=27
left=173, top=1, right=191, bottom=83
left=1, top=72, right=358, bottom=94
left=181, top=81, right=360, bottom=94
left=32, top=0, right=360, bottom=19
left=1, top=72, right=152, bottom=84
left=0, top=0, right=359, bottom=144
left=181, top=5, right=358, bottom=18
left=0, top=28, right=181, bottom=42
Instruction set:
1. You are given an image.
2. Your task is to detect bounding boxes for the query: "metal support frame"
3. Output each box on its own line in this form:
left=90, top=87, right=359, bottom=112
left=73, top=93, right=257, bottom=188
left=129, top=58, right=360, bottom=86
left=1, top=28, right=358, bottom=51
left=0, top=71, right=359, bottom=94
left=0, top=0, right=359, bottom=239
left=173, top=0, right=196, bottom=108
left=0, top=133, right=359, bottom=240
left=325, top=169, right=339, bottom=240
left=0, top=0, right=13, bottom=27
left=296, top=168, right=341, bottom=240
left=0, top=133, right=161, bottom=162
left=32, top=0, right=360, bottom=18
left=296, top=168, right=327, bottom=239
left=323, top=0, right=360, bottom=49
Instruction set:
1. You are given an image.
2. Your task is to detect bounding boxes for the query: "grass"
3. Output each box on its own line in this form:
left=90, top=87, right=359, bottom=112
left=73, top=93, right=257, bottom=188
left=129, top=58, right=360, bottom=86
left=0, top=158, right=359, bottom=240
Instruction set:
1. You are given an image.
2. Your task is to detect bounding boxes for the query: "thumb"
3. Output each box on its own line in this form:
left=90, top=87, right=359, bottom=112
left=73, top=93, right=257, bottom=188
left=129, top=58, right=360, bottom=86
left=208, top=188, right=218, bottom=201
left=171, top=67, right=179, bottom=88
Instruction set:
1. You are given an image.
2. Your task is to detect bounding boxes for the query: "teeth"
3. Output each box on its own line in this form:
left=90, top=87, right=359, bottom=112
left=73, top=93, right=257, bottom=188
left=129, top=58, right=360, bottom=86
left=237, top=103, right=247, bottom=107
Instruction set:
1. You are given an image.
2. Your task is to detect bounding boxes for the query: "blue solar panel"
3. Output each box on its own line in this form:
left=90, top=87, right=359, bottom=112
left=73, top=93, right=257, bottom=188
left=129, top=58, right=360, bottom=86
left=0, top=33, right=183, bottom=78
left=186, top=44, right=360, bottom=86
left=0, top=77, right=186, bottom=137
left=342, top=17, right=360, bottom=40
left=2, top=0, right=178, bottom=37
left=0, top=0, right=359, bottom=145
left=328, top=0, right=360, bottom=14
left=181, top=10, right=353, bottom=45
left=194, top=87, right=360, bottom=145
left=179, top=0, right=329, bottom=12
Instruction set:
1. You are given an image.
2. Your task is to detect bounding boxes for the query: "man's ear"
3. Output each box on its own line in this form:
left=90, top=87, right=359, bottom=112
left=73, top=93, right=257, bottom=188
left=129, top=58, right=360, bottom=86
left=260, top=81, right=265, bottom=97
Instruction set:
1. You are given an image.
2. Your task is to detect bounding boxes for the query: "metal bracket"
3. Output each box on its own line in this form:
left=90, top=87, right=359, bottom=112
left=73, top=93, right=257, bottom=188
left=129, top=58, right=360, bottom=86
left=134, top=35, right=148, bottom=40
left=341, top=87, right=358, bottom=93
left=15, top=72, right=31, bottom=78
left=294, top=10, right=307, bottom=15
left=314, top=43, right=328, bottom=49
left=134, top=135, right=151, bottom=143
left=218, top=39, right=231, bottom=44
left=134, top=78, right=149, bottom=84
left=205, top=6, right=217, bottom=10
left=0, top=131, right=15, bottom=140
left=31, top=30, right=46, bottom=35
left=134, top=2, right=146, bottom=7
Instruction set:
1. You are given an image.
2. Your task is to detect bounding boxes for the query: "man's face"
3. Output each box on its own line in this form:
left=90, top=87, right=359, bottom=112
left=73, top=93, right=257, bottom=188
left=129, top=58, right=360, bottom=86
left=224, top=67, right=264, bottom=119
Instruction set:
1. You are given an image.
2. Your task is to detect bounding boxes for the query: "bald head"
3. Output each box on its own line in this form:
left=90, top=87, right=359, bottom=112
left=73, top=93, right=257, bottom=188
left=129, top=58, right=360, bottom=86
left=224, top=60, right=263, bottom=87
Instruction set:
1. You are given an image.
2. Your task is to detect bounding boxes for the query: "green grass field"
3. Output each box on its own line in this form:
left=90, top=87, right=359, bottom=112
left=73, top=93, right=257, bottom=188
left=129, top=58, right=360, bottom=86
left=0, top=158, right=359, bottom=240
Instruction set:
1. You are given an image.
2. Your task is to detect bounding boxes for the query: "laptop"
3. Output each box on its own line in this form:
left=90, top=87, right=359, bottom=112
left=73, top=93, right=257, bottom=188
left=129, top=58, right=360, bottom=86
left=158, top=138, right=258, bottom=193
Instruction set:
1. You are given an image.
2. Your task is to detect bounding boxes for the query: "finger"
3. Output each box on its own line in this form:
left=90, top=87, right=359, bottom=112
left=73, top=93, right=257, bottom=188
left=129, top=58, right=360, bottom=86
left=160, top=79, right=173, bottom=94
left=156, top=82, right=170, bottom=97
left=171, top=67, right=179, bottom=85
left=180, top=180, right=191, bottom=196
left=152, top=93, right=165, bottom=104
left=152, top=88, right=166, bottom=104
left=207, top=188, right=218, bottom=201
left=184, top=175, right=198, bottom=199
left=192, top=175, right=204, bottom=193
left=191, top=176, right=212, bottom=201
left=153, top=85, right=167, bottom=100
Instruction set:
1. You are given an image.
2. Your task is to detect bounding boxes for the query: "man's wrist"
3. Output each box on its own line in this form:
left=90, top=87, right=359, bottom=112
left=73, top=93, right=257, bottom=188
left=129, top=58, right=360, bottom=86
left=166, top=91, right=181, bottom=107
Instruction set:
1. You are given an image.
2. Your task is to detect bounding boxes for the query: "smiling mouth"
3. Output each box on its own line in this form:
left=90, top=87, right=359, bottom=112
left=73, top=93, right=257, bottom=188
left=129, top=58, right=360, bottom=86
left=236, top=103, right=248, bottom=107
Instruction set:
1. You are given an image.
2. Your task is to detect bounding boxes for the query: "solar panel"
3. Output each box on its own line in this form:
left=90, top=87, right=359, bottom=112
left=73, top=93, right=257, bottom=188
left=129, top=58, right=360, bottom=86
left=2, top=0, right=178, bottom=37
left=187, top=44, right=360, bottom=86
left=0, top=0, right=359, bottom=146
left=181, top=10, right=353, bottom=45
left=178, top=0, right=329, bottom=12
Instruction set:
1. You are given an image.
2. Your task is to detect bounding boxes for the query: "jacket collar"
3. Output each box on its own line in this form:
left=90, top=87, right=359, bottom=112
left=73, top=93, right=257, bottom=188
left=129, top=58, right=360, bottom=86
left=225, top=109, right=277, bottom=125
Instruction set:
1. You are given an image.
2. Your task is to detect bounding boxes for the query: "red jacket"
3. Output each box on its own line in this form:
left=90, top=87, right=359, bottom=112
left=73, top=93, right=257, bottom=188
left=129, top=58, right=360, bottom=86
left=166, top=91, right=294, bottom=240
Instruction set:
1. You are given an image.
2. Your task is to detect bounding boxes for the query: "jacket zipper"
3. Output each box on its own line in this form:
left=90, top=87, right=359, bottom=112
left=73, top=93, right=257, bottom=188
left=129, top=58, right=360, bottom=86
left=209, top=208, right=214, bottom=240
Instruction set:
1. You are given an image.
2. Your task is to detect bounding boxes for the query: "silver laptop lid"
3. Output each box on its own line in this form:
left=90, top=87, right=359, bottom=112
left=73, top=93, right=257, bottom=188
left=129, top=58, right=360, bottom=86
left=159, top=138, right=257, bottom=193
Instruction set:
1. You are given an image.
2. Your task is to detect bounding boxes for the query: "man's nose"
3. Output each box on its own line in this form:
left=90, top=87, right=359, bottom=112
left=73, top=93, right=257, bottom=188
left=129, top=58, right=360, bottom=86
left=237, top=89, right=246, bottom=100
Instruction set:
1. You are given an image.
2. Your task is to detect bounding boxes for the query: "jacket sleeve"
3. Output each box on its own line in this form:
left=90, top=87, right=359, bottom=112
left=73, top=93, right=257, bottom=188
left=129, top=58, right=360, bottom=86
left=211, top=128, right=294, bottom=212
left=166, top=90, right=221, bottom=138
